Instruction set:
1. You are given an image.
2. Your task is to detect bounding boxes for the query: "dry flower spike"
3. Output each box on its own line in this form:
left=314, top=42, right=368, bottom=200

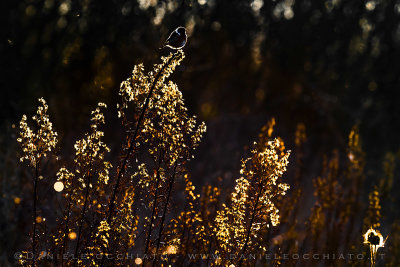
left=363, top=227, right=388, bottom=267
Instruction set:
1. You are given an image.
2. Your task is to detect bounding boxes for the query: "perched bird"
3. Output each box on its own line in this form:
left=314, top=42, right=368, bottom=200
left=162, top=27, right=187, bottom=50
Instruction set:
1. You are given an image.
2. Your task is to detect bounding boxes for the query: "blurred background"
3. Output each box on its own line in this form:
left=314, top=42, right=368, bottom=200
left=1, top=0, right=400, bottom=264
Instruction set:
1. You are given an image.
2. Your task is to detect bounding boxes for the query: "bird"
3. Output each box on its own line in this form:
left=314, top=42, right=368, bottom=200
left=161, top=27, right=187, bottom=50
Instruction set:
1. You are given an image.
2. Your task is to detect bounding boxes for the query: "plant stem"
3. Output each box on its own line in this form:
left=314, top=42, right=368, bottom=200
left=106, top=52, right=178, bottom=226
left=100, top=51, right=179, bottom=267
left=61, top=195, right=72, bottom=267
left=177, top=202, right=188, bottom=266
left=74, top=172, right=92, bottom=266
left=152, top=162, right=178, bottom=267
left=238, top=182, right=263, bottom=267
left=32, top=162, right=39, bottom=266
left=143, top=155, right=163, bottom=267
left=205, top=238, right=213, bottom=267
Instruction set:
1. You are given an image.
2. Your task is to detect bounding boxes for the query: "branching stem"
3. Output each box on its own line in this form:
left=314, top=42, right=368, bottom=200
left=106, top=52, right=179, bottom=225
left=152, top=162, right=178, bottom=267
left=238, top=182, right=264, bottom=267
left=143, top=153, right=163, bottom=267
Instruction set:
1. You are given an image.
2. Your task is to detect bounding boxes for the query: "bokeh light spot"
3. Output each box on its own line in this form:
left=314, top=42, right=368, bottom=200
left=54, top=181, right=64, bottom=192
left=36, top=216, right=43, bottom=223
left=365, top=1, right=376, bottom=11
left=211, top=21, right=221, bottom=31
left=44, top=0, right=54, bottom=9
left=59, top=2, right=71, bottom=15
left=68, top=231, right=77, bottom=240
left=14, top=197, right=21, bottom=204
left=134, top=257, right=143, bottom=265
left=57, top=17, right=67, bottom=29
left=25, top=5, right=36, bottom=17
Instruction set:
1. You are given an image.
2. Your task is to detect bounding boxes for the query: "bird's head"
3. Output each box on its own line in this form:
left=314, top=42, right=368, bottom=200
left=177, top=27, right=186, bottom=35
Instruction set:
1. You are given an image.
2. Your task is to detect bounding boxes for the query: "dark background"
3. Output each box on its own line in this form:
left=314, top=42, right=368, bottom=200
left=2, top=0, right=400, bottom=156
left=1, top=0, right=400, bottom=264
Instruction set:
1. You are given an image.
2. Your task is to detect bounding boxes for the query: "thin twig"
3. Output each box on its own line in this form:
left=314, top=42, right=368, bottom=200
left=32, top=162, right=39, bottom=266
left=101, top=51, right=180, bottom=267
left=238, top=182, right=264, bottom=267
left=61, top=195, right=72, bottom=267
left=106, top=52, right=179, bottom=226
left=143, top=152, right=163, bottom=267
left=152, top=162, right=178, bottom=267
left=74, top=171, right=93, bottom=266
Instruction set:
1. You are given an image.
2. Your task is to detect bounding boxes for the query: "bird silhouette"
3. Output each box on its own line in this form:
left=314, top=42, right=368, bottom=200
left=162, top=27, right=187, bottom=50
